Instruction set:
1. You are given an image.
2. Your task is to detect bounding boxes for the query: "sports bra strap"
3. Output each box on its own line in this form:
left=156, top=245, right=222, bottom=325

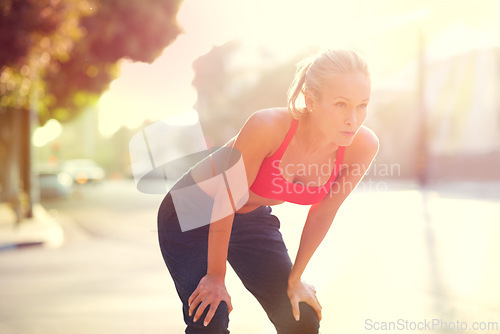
left=272, top=118, right=298, bottom=158
left=330, top=145, right=346, bottom=181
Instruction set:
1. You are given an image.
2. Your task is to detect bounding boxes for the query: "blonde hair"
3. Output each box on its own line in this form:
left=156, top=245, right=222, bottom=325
left=287, top=49, right=370, bottom=119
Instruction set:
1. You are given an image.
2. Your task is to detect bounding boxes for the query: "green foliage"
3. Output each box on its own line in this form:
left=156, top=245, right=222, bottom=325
left=192, top=42, right=302, bottom=144
left=42, top=0, right=183, bottom=124
left=0, top=0, right=183, bottom=206
left=0, top=0, right=183, bottom=125
left=0, top=0, right=90, bottom=119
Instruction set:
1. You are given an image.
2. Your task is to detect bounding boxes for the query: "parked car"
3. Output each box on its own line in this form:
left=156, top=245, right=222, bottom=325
left=62, top=159, right=106, bottom=184
left=38, top=171, right=74, bottom=198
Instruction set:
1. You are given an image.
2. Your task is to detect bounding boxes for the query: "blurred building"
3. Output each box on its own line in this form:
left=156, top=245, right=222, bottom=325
left=369, top=46, right=500, bottom=182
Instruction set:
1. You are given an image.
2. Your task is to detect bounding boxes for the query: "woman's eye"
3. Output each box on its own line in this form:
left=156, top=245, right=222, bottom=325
left=358, top=104, right=368, bottom=109
left=336, top=102, right=346, bottom=108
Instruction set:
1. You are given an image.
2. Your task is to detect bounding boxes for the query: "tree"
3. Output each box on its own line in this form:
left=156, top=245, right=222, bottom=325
left=192, top=42, right=302, bottom=144
left=192, top=40, right=240, bottom=142
left=0, top=0, right=183, bottom=221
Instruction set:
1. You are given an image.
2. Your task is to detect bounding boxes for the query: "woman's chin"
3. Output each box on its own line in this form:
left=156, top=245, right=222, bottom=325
left=337, top=136, right=355, bottom=146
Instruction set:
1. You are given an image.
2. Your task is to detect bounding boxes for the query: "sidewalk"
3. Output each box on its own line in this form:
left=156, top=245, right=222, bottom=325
left=0, top=203, right=63, bottom=251
left=0, top=182, right=498, bottom=333
left=271, top=181, right=500, bottom=333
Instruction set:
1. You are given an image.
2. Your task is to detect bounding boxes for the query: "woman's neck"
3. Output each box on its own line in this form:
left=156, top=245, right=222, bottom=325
left=294, top=114, right=339, bottom=155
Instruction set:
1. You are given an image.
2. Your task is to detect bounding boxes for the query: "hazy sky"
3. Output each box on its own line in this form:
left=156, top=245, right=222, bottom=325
left=96, top=0, right=499, bottom=136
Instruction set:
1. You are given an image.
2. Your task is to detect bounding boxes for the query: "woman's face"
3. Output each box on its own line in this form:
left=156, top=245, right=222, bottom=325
left=307, top=71, right=371, bottom=146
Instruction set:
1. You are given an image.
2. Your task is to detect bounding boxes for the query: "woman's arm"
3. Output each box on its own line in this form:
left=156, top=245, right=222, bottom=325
left=188, top=110, right=279, bottom=326
left=188, top=213, right=235, bottom=325
left=287, top=126, right=379, bottom=321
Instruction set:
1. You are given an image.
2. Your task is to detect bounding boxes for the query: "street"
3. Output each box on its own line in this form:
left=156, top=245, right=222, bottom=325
left=0, top=179, right=278, bottom=333
left=0, top=179, right=499, bottom=333
left=0, top=179, right=186, bottom=333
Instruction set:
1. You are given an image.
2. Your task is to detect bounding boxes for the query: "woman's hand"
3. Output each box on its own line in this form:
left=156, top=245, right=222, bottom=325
left=287, top=279, right=322, bottom=322
left=188, top=274, right=233, bottom=327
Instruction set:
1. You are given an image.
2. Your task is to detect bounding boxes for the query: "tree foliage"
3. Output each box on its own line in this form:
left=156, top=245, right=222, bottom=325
left=0, top=0, right=89, bottom=120
left=192, top=42, right=300, bottom=144
left=0, top=0, right=183, bottom=124
left=0, top=0, right=183, bottom=208
left=43, top=0, right=183, bottom=124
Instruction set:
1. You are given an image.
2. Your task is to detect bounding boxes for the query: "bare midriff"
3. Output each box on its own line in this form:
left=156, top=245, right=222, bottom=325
left=234, top=189, right=284, bottom=214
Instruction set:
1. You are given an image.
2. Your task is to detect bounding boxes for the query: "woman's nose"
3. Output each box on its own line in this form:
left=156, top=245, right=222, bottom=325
left=344, top=110, right=356, bottom=127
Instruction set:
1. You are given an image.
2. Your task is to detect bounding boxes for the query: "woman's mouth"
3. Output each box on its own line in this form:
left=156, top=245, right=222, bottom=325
left=341, top=131, right=356, bottom=137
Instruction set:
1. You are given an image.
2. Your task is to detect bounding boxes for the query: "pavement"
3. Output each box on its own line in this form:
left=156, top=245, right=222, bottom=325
left=288, top=180, right=500, bottom=334
left=0, top=202, right=64, bottom=251
left=0, top=180, right=499, bottom=333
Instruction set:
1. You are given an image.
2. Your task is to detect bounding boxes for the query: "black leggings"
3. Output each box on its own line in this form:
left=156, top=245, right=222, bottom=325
left=157, top=192, right=320, bottom=333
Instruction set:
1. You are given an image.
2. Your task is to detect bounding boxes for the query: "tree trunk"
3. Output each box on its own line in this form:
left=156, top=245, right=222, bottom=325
left=0, top=110, right=27, bottom=224
left=20, top=108, right=33, bottom=218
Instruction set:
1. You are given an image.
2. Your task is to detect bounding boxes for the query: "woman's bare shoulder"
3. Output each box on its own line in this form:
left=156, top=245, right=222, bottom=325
left=355, top=125, right=379, bottom=150
left=229, top=107, right=292, bottom=156
left=247, top=107, right=291, bottom=130
left=240, top=108, right=291, bottom=140
left=343, top=125, right=379, bottom=164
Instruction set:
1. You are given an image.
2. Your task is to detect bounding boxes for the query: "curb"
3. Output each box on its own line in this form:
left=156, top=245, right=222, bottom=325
left=0, top=203, right=64, bottom=251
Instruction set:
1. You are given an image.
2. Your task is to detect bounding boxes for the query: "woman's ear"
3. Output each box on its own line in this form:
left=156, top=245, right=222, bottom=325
left=303, top=89, right=314, bottom=112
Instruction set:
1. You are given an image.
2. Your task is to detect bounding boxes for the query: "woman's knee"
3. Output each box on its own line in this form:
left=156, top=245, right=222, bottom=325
left=184, top=301, right=230, bottom=334
left=276, top=302, right=320, bottom=334
left=295, top=302, right=320, bottom=333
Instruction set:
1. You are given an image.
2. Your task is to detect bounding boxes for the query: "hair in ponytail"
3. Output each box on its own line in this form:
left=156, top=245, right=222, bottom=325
left=287, top=48, right=370, bottom=119
left=287, top=56, right=315, bottom=119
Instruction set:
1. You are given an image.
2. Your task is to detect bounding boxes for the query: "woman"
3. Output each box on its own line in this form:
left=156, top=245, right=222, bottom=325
left=158, top=48, right=379, bottom=333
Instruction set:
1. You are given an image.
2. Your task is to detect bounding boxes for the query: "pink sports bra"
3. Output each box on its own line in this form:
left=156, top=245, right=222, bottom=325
left=249, top=118, right=345, bottom=205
